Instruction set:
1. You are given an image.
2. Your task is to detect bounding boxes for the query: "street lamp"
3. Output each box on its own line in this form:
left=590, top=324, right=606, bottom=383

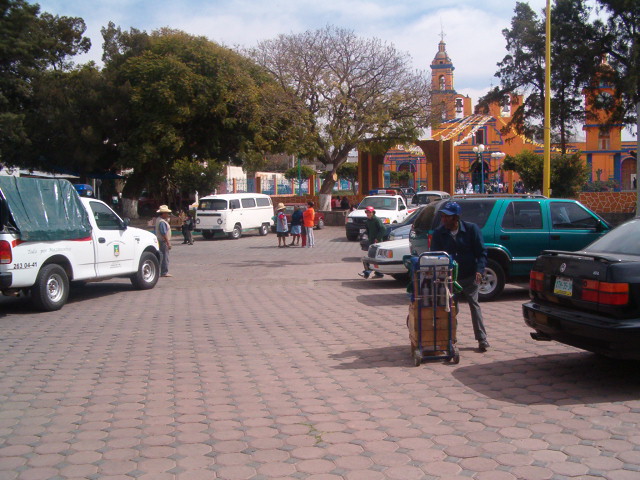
left=472, top=144, right=486, bottom=193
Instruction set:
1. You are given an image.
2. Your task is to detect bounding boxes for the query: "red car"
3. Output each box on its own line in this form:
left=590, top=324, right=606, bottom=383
left=272, top=203, right=325, bottom=232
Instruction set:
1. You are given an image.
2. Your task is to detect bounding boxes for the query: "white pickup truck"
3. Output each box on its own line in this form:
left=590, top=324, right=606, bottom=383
left=345, top=191, right=414, bottom=241
left=0, top=177, right=161, bottom=311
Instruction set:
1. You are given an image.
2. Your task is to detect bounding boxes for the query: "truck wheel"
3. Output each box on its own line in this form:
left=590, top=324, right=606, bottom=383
left=346, top=233, right=359, bottom=241
left=228, top=224, right=242, bottom=239
left=31, top=264, right=69, bottom=312
left=201, top=230, right=214, bottom=240
left=130, top=252, right=159, bottom=290
left=479, top=259, right=506, bottom=301
left=259, top=223, right=269, bottom=236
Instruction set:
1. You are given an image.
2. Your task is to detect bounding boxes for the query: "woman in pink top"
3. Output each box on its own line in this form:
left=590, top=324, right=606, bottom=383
left=302, top=201, right=315, bottom=248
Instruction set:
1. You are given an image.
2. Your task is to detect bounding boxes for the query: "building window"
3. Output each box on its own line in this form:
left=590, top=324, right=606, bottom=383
left=439, top=75, right=445, bottom=90
left=599, top=129, right=610, bottom=150
left=475, top=130, right=484, bottom=145
left=501, top=94, right=511, bottom=116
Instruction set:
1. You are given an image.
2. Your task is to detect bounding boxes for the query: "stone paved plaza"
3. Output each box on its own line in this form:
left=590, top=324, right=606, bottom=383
left=1, top=226, right=639, bottom=480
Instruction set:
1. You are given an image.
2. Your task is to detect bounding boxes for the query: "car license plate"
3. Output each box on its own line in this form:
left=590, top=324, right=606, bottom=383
left=554, top=276, right=572, bottom=296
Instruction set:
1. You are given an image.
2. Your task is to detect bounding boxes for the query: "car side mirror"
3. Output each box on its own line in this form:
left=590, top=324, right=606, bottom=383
left=121, top=217, right=130, bottom=229
left=399, top=205, right=406, bottom=211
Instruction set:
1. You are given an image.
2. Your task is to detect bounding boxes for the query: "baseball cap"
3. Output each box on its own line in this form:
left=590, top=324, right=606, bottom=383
left=440, top=201, right=461, bottom=216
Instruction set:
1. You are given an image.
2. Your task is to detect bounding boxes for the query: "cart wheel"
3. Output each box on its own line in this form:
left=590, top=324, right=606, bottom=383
left=413, top=350, right=421, bottom=367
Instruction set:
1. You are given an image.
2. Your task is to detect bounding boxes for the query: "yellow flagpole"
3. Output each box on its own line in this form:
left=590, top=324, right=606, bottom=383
left=543, top=0, right=552, bottom=197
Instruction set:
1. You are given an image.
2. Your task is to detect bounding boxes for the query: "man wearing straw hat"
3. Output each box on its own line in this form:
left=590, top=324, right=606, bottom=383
left=155, top=205, right=173, bottom=277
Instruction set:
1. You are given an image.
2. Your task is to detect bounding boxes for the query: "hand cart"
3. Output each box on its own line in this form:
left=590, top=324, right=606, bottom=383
left=406, top=251, right=460, bottom=366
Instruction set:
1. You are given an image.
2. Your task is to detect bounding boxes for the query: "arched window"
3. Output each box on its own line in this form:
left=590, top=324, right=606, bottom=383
left=439, top=75, right=445, bottom=90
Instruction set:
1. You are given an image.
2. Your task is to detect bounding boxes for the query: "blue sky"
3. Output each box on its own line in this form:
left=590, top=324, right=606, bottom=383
left=36, top=0, right=633, bottom=140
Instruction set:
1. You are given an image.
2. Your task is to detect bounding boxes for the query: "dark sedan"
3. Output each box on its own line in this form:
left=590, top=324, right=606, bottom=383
left=523, top=218, right=640, bottom=359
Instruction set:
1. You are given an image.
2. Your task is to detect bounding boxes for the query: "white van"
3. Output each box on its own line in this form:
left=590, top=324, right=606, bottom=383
left=195, top=193, right=274, bottom=239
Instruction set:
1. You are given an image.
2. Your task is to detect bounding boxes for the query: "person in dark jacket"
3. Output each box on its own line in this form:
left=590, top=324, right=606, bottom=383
left=430, top=201, right=490, bottom=352
left=358, top=206, right=386, bottom=279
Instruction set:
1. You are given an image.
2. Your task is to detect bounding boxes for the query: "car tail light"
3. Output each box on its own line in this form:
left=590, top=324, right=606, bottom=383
left=581, top=279, right=629, bottom=306
left=0, top=240, right=12, bottom=264
left=530, top=270, right=544, bottom=292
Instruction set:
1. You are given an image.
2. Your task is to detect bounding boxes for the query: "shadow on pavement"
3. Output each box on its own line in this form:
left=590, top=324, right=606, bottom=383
left=341, top=256, right=363, bottom=263
left=452, top=352, right=640, bottom=405
left=330, top=345, right=412, bottom=369
left=0, top=282, right=131, bottom=315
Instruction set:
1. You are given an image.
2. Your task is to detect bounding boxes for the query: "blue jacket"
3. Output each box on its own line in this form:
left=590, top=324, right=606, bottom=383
left=430, top=220, right=487, bottom=280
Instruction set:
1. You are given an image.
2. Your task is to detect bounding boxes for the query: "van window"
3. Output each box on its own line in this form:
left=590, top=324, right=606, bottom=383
left=200, top=199, right=227, bottom=210
left=229, top=199, right=240, bottom=209
left=457, top=200, right=495, bottom=228
left=412, top=204, right=438, bottom=231
left=359, top=197, right=397, bottom=211
left=256, top=197, right=271, bottom=207
left=241, top=198, right=256, bottom=208
left=550, top=202, right=598, bottom=229
left=89, top=201, right=122, bottom=230
left=501, top=201, right=542, bottom=229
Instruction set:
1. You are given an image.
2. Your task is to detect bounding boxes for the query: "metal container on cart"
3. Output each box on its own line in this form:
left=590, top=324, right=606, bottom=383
left=406, top=251, right=460, bottom=366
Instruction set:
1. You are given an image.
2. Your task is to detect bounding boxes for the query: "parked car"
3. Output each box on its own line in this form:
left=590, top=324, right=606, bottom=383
left=523, top=219, right=640, bottom=359
left=410, top=190, right=451, bottom=206
left=346, top=191, right=413, bottom=241
left=359, top=205, right=426, bottom=251
left=361, top=238, right=411, bottom=281
left=409, top=195, right=611, bottom=301
left=270, top=203, right=325, bottom=232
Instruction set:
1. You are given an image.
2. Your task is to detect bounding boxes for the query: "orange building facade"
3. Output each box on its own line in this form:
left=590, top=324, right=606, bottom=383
left=372, top=40, right=637, bottom=195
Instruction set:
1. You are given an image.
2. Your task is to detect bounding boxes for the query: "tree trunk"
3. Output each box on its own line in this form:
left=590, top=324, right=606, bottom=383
left=318, top=193, right=331, bottom=211
left=122, top=198, right=139, bottom=219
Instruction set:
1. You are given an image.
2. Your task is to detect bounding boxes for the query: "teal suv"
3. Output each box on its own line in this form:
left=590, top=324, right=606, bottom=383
left=409, top=195, right=610, bottom=300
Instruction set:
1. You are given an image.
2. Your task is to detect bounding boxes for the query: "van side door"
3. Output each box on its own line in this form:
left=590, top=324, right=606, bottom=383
left=548, top=201, right=606, bottom=252
left=496, top=200, right=548, bottom=276
left=88, top=200, right=136, bottom=276
left=240, top=197, right=256, bottom=227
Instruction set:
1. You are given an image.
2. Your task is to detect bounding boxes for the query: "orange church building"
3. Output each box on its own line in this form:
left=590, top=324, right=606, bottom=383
left=375, top=40, right=637, bottom=195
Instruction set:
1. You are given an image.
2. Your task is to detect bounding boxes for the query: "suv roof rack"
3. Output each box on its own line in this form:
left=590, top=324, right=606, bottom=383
left=452, top=194, right=547, bottom=199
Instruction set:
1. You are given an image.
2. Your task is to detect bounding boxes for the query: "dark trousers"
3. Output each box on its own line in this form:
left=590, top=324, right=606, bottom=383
left=455, top=276, right=487, bottom=342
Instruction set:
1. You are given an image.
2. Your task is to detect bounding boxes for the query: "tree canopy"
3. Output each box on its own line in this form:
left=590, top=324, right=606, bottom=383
left=478, top=0, right=602, bottom=153
left=250, top=25, right=431, bottom=195
left=503, top=150, right=588, bottom=197
left=0, top=0, right=90, bottom=165
left=98, top=26, right=301, bottom=200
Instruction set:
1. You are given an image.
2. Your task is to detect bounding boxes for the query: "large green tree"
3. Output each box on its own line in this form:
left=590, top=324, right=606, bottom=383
left=478, top=0, right=601, bottom=153
left=0, top=0, right=90, bottom=166
left=101, top=27, right=300, bottom=204
left=250, top=25, right=431, bottom=203
left=503, top=150, right=588, bottom=198
left=591, top=0, right=640, bottom=213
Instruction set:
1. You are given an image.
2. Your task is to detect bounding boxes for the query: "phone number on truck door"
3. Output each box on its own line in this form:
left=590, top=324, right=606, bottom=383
left=13, top=262, right=38, bottom=269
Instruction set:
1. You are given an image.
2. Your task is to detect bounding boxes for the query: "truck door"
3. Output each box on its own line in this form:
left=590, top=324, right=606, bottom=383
left=88, top=201, right=136, bottom=277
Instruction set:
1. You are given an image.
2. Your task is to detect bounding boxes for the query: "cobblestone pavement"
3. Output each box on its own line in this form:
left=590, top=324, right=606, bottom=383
left=1, top=226, right=639, bottom=480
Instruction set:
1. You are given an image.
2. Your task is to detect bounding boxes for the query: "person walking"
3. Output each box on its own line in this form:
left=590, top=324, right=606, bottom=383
left=358, top=206, right=385, bottom=279
left=430, top=201, right=490, bottom=352
left=181, top=211, right=194, bottom=245
left=340, top=196, right=350, bottom=210
left=155, top=205, right=173, bottom=277
left=275, top=203, right=290, bottom=248
left=303, top=201, right=315, bottom=248
left=289, top=205, right=303, bottom=246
